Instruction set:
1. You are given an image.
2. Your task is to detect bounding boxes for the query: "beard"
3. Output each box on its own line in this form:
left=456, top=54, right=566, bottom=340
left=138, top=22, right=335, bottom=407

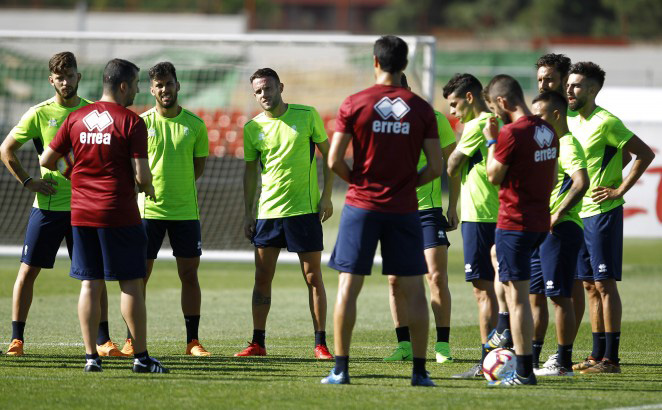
left=158, top=93, right=178, bottom=109
left=55, top=83, right=78, bottom=100
left=568, top=96, right=584, bottom=111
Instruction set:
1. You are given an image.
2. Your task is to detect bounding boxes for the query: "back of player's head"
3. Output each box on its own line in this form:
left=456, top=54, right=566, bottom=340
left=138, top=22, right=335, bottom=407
left=442, top=73, right=482, bottom=99
left=569, top=61, right=606, bottom=88
left=483, top=74, right=525, bottom=104
left=373, top=35, right=408, bottom=73
left=532, top=90, right=568, bottom=114
left=250, top=68, right=280, bottom=84
left=49, top=52, right=77, bottom=74
left=103, top=58, right=140, bottom=91
left=536, top=53, right=571, bottom=79
left=149, top=61, right=177, bottom=82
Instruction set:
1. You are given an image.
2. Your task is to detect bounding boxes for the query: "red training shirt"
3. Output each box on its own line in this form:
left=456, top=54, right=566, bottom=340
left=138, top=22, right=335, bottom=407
left=493, top=115, right=558, bottom=232
left=50, top=101, right=148, bottom=227
left=335, top=84, right=438, bottom=213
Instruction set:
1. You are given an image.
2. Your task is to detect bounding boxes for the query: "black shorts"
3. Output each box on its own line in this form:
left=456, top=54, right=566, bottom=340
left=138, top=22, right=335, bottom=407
left=143, top=219, right=202, bottom=259
left=496, top=228, right=546, bottom=282
left=253, top=213, right=323, bottom=253
left=576, top=206, right=623, bottom=281
left=461, top=222, right=496, bottom=282
left=21, top=208, right=73, bottom=268
left=530, top=221, right=583, bottom=297
left=419, top=208, right=451, bottom=250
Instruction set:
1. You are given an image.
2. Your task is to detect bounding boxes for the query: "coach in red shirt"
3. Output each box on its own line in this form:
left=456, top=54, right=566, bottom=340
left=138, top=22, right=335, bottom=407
left=482, top=75, right=558, bottom=386
left=40, top=59, right=168, bottom=374
left=321, top=36, right=443, bottom=387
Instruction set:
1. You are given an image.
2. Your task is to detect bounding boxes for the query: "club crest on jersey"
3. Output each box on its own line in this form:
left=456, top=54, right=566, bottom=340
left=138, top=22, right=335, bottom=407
left=183, top=127, right=189, bottom=136
left=48, top=118, right=57, bottom=127
left=372, top=97, right=411, bottom=134
left=80, top=110, right=113, bottom=145
left=533, top=125, right=557, bottom=162
left=148, top=128, right=156, bottom=138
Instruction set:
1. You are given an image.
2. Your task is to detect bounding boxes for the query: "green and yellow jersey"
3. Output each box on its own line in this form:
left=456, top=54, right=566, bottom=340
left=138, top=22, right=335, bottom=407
left=456, top=112, right=500, bottom=223
left=551, top=133, right=587, bottom=228
left=567, top=106, right=633, bottom=218
left=416, top=111, right=456, bottom=211
left=11, top=97, right=92, bottom=211
left=243, top=104, right=328, bottom=219
left=138, top=107, right=209, bottom=220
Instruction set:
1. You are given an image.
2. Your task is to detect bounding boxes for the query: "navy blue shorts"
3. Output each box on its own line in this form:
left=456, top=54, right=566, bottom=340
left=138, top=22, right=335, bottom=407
left=143, top=219, right=202, bottom=259
left=20, top=208, right=73, bottom=269
left=328, top=205, right=427, bottom=276
left=530, top=221, right=584, bottom=297
left=419, top=208, right=451, bottom=250
left=253, top=213, right=323, bottom=253
left=70, top=225, right=147, bottom=281
left=576, top=206, right=623, bottom=281
left=496, top=229, right=547, bottom=282
left=462, top=222, right=496, bottom=282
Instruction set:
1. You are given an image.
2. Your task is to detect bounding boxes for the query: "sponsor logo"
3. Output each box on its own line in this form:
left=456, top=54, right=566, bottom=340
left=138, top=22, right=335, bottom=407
left=23, top=244, right=28, bottom=256
left=464, top=263, right=472, bottom=273
left=148, top=128, right=156, bottom=138
left=291, top=125, right=297, bottom=132
left=48, top=118, right=57, bottom=127
left=437, top=230, right=446, bottom=239
left=374, top=97, right=410, bottom=120
left=533, top=124, right=557, bottom=162
left=546, top=280, right=554, bottom=289
left=83, top=110, right=113, bottom=132
left=183, top=126, right=189, bottom=136
left=258, top=132, right=265, bottom=141
left=598, top=263, right=607, bottom=273
left=197, top=240, right=202, bottom=250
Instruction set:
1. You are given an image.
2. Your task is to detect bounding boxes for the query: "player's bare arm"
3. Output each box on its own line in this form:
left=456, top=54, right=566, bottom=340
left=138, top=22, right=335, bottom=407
left=2, top=135, right=57, bottom=195
left=315, top=139, right=334, bottom=222
left=328, top=131, right=352, bottom=183
left=483, top=117, right=509, bottom=185
left=442, top=142, right=460, bottom=230
left=551, top=168, right=589, bottom=228
left=592, top=135, right=655, bottom=203
left=243, top=159, right=259, bottom=239
left=38, top=145, right=62, bottom=172
left=446, top=148, right=469, bottom=178
left=417, top=137, right=443, bottom=187
left=193, top=156, right=206, bottom=180
left=132, top=157, right=155, bottom=201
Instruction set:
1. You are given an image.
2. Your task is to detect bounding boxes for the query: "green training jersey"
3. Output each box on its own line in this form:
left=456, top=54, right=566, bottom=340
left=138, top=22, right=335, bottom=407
left=567, top=106, right=633, bottom=218
left=550, top=133, right=587, bottom=228
left=416, top=110, right=456, bottom=210
left=456, top=112, right=500, bottom=222
left=11, top=97, right=92, bottom=211
left=138, top=107, right=209, bottom=220
left=243, top=104, right=328, bottom=219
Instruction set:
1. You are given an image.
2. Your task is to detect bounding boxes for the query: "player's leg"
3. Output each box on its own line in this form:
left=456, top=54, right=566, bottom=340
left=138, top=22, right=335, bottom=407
left=571, top=279, right=585, bottom=337
left=384, top=275, right=412, bottom=361
left=487, top=244, right=512, bottom=350
left=424, top=245, right=453, bottom=363
left=529, top=248, right=548, bottom=369
left=503, top=280, right=536, bottom=380
left=8, top=263, right=40, bottom=355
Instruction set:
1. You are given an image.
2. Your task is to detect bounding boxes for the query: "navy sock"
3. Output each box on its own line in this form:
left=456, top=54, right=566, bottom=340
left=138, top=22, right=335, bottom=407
left=604, top=332, right=621, bottom=362
left=591, top=332, right=606, bottom=360
left=496, top=312, right=510, bottom=333
left=252, top=329, right=266, bottom=348
left=85, top=352, right=100, bottom=361
left=184, top=315, right=200, bottom=344
left=96, top=321, right=111, bottom=346
left=436, top=327, right=450, bottom=343
left=11, top=321, right=25, bottom=341
left=516, top=354, right=533, bottom=378
left=315, top=331, right=326, bottom=346
left=395, top=326, right=411, bottom=343
left=480, top=344, right=488, bottom=364
left=412, top=357, right=427, bottom=377
left=558, top=344, right=573, bottom=369
left=134, top=350, right=149, bottom=361
left=532, top=340, right=544, bottom=368
left=334, top=355, right=349, bottom=374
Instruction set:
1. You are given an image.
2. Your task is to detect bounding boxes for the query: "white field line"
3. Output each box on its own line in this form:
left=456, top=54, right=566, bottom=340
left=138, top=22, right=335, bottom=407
left=607, top=405, right=662, bottom=410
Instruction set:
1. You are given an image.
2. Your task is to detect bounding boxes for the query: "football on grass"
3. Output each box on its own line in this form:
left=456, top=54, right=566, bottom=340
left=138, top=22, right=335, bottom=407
left=482, top=348, right=516, bottom=381
left=56, top=151, right=75, bottom=180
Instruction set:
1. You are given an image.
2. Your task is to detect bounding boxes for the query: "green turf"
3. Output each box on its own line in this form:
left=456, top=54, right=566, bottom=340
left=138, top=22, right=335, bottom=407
left=0, top=241, right=661, bottom=409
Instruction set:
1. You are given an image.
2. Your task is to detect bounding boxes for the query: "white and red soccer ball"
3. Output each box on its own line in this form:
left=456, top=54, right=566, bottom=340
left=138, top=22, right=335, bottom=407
left=482, top=348, right=516, bottom=381
left=56, top=151, right=74, bottom=180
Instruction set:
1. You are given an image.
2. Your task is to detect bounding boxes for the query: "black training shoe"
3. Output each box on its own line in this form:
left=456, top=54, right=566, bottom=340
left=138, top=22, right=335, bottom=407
left=452, top=362, right=483, bottom=378
left=132, top=357, right=169, bottom=373
left=84, top=358, right=102, bottom=372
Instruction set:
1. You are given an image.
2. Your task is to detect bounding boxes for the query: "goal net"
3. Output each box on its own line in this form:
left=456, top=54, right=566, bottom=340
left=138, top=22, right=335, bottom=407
left=0, top=31, right=435, bottom=253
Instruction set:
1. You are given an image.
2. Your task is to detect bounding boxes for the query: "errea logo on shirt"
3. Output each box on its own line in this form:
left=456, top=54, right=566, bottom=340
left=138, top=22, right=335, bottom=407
left=372, top=97, right=411, bottom=135
left=533, top=125, right=557, bottom=162
left=80, top=110, right=113, bottom=145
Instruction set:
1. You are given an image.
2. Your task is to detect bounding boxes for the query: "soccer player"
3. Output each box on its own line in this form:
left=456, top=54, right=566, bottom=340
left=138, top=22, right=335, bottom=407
left=0, top=52, right=125, bottom=358
left=238, top=67, right=334, bottom=359
left=536, top=53, right=572, bottom=94
left=40, top=58, right=168, bottom=373
left=567, top=62, right=655, bottom=373
left=383, top=73, right=460, bottom=364
left=443, top=73, right=502, bottom=378
left=127, top=62, right=210, bottom=357
left=482, top=74, right=559, bottom=386
left=322, top=35, right=442, bottom=386
left=530, top=90, right=589, bottom=376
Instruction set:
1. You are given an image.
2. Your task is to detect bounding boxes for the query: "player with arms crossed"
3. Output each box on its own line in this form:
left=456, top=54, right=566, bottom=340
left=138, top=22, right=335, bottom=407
left=239, top=68, right=334, bottom=359
left=322, top=35, right=442, bottom=386
left=383, top=73, right=460, bottom=364
left=126, top=62, right=210, bottom=357
left=529, top=90, right=589, bottom=376
left=482, top=75, right=559, bottom=386
left=444, top=73, right=503, bottom=378
left=567, top=62, right=655, bottom=374
left=40, top=58, right=168, bottom=373
left=0, top=52, right=124, bottom=358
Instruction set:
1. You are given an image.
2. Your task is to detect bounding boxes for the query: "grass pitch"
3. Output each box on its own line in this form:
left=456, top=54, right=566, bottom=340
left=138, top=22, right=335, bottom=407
left=0, top=239, right=660, bottom=409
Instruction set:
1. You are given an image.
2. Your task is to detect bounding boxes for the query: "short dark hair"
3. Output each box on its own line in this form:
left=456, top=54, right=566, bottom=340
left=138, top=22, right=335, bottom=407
left=250, top=68, right=280, bottom=84
left=535, top=53, right=571, bottom=79
left=442, top=73, right=483, bottom=99
left=483, top=74, right=525, bottom=104
left=373, top=35, right=408, bottom=74
left=149, top=61, right=177, bottom=82
left=532, top=90, right=568, bottom=114
left=49, top=52, right=77, bottom=74
left=569, top=61, right=606, bottom=88
left=103, top=58, right=140, bottom=91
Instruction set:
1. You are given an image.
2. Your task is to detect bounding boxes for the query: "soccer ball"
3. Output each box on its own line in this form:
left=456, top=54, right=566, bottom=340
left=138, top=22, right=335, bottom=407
left=56, top=151, right=75, bottom=180
left=482, top=348, right=516, bottom=381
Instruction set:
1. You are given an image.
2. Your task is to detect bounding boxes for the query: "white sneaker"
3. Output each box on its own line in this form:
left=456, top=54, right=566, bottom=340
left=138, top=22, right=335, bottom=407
left=534, top=363, right=574, bottom=376
left=542, top=353, right=558, bottom=368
